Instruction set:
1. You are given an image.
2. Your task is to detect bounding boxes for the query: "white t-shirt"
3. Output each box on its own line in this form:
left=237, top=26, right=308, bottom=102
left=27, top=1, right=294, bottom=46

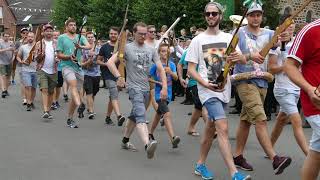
left=41, top=40, right=55, bottom=74
left=186, top=31, right=234, bottom=104
left=269, top=38, right=299, bottom=91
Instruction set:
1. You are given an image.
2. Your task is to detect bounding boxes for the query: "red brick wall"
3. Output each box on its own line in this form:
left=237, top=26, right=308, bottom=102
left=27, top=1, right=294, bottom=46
left=0, top=0, right=17, bottom=37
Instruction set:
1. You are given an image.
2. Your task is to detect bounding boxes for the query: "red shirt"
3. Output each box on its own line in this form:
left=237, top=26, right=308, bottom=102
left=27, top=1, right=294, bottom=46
left=288, top=19, right=320, bottom=116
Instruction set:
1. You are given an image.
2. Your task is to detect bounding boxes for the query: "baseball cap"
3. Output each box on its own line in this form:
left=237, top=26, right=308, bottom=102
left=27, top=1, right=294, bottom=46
left=247, top=3, right=263, bottom=15
left=43, top=24, right=53, bottom=31
left=20, top=27, right=29, bottom=33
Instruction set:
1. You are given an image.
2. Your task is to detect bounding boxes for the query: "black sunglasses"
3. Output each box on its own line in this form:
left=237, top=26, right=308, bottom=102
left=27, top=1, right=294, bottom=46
left=204, top=11, right=220, bottom=17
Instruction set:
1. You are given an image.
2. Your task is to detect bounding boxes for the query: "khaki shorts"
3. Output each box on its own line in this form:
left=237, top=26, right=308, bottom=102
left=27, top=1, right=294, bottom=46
left=62, top=67, right=84, bottom=90
left=236, top=83, right=267, bottom=124
left=38, top=70, right=58, bottom=94
left=0, top=64, right=12, bottom=76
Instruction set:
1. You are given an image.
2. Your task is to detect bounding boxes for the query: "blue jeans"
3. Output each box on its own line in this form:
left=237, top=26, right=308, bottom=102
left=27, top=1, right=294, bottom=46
left=204, top=97, right=227, bottom=121
left=128, top=88, right=150, bottom=124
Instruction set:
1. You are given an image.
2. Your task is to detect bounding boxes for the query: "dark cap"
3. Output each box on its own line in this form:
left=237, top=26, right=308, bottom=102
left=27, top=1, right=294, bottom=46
left=43, top=24, right=54, bottom=31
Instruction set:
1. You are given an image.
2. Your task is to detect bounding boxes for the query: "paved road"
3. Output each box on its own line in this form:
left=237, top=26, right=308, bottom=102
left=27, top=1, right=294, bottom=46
left=0, top=82, right=313, bottom=180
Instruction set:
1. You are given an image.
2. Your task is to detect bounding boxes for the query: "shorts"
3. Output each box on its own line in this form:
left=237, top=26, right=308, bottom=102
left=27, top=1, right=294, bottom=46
left=21, top=71, right=37, bottom=88
left=106, top=79, right=119, bottom=100
left=306, top=115, right=320, bottom=152
left=57, top=71, right=64, bottom=88
left=191, top=85, right=202, bottom=110
left=62, top=67, right=84, bottom=90
left=236, top=83, right=267, bottom=124
left=128, top=88, right=150, bottom=124
left=274, top=88, right=300, bottom=115
left=0, top=64, right=12, bottom=76
left=38, top=70, right=58, bottom=94
left=83, top=75, right=100, bottom=96
left=203, top=97, right=226, bottom=121
left=156, top=100, right=170, bottom=115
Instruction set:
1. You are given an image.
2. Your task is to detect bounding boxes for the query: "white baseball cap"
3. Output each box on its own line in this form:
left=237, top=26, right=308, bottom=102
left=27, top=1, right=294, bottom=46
left=247, top=3, right=263, bottom=15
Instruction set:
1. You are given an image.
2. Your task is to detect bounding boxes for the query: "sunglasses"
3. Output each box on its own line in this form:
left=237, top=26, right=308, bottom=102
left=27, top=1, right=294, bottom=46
left=204, top=11, right=220, bottom=17
left=148, top=31, right=156, bottom=33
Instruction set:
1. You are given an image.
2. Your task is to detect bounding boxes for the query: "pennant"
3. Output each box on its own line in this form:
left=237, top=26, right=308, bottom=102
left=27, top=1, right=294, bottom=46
left=243, top=0, right=263, bottom=8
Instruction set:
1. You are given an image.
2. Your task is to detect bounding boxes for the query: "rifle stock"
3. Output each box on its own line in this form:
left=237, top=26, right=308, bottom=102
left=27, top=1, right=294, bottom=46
left=115, top=4, right=129, bottom=78
left=259, top=0, right=312, bottom=57
left=217, top=9, right=248, bottom=89
left=26, top=25, right=43, bottom=64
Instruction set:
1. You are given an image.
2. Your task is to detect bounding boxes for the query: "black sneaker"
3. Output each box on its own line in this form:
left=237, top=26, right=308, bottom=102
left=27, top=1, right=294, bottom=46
left=67, top=119, right=78, bottom=128
left=77, top=103, right=85, bottom=118
left=273, top=155, right=292, bottom=175
left=55, top=102, right=61, bottom=108
left=1, top=91, right=6, bottom=98
left=42, top=112, right=53, bottom=119
left=63, top=94, right=68, bottom=102
left=105, top=116, right=115, bottom=126
left=172, top=136, right=181, bottom=149
left=88, top=112, right=95, bottom=119
left=51, top=103, right=57, bottom=110
left=26, top=104, right=32, bottom=111
left=117, top=115, right=126, bottom=126
left=42, top=112, right=50, bottom=118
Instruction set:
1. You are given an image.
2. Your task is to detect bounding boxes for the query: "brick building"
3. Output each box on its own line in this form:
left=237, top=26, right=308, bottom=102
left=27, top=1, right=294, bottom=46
left=0, top=0, right=17, bottom=37
left=278, top=0, right=320, bottom=29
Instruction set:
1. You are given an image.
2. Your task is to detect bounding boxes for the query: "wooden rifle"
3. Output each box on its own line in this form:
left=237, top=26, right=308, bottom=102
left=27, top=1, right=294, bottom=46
left=114, top=3, right=129, bottom=78
left=73, top=15, right=88, bottom=66
left=259, top=0, right=312, bottom=57
left=216, top=9, right=248, bottom=89
left=155, top=14, right=186, bottom=49
left=26, top=25, right=43, bottom=65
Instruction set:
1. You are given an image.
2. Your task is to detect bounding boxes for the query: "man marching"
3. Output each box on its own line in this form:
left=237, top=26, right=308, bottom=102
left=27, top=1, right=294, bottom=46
left=57, top=18, right=91, bottom=128
left=107, top=22, right=167, bottom=159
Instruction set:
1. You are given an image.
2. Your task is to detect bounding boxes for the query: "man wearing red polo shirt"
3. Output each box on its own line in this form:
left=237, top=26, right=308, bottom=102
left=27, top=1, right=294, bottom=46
left=284, top=19, right=320, bottom=180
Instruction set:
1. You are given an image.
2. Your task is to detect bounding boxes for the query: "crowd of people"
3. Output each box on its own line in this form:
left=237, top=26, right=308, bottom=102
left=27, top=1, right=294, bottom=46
left=0, top=1, right=319, bottom=180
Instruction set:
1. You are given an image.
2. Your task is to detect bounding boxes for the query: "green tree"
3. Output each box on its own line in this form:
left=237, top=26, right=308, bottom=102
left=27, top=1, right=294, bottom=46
left=52, top=0, right=90, bottom=30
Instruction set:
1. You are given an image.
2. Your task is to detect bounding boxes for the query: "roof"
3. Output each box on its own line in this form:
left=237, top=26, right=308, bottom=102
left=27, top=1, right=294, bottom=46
left=3, top=0, right=17, bottom=21
left=7, top=0, right=53, bottom=25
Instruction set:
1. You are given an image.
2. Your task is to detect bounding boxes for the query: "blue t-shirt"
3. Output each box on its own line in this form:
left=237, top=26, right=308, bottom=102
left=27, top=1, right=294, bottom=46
left=150, top=60, right=176, bottom=102
left=82, top=46, right=101, bottom=77
left=179, top=51, right=197, bottom=87
left=233, top=26, right=274, bottom=88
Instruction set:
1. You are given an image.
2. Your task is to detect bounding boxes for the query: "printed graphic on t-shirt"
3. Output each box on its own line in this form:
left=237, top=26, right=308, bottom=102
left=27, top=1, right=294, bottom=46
left=134, top=52, right=152, bottom=72
left=202, top=42, right=227, bottom=82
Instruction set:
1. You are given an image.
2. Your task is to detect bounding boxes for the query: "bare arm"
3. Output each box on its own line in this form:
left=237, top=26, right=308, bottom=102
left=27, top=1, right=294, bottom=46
left=268, top=54, right=283, bottom=74
left=96, top=55, right=107, bottom=66
left=284, top=58, right=320, bottom=109
left=106, top=53, right=121, bottom=78
left=177, top=63, right=184, bottom=81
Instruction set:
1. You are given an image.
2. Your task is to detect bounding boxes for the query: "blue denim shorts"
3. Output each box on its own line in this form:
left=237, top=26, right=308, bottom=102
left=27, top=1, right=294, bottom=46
left=306, top=115, right=320, bottom=152
left=21, top=71, right=37, bottom=88
left=203, top=97, right=227, bottom=121
left=274, top=88, right=300, bottom=115
left=128, top=88, right=150, bottom=124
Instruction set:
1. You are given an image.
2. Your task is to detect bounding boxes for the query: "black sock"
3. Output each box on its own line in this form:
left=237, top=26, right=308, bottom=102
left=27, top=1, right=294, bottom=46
left=149, top=134, right=155, bottom=140
left=118, top=115, right=122, bottom=119
left=145, top=144, right=148, bottom=151
left=122, top=137, right=129, bottom=144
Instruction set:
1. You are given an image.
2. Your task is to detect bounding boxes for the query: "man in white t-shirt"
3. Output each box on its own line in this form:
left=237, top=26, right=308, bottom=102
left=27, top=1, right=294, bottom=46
left=35, top=24, right=58, bottom=119
left=186, top=2, right=250, bottom=180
